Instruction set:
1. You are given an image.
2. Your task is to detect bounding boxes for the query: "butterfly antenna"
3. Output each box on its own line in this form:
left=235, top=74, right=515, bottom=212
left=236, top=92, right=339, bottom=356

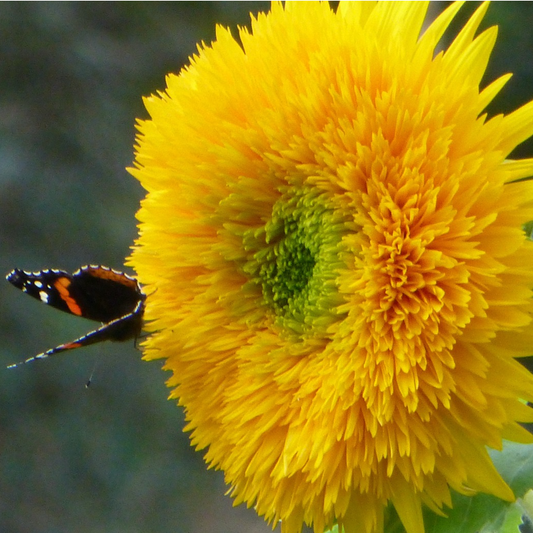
left=85, top=356, right=100, bottom=388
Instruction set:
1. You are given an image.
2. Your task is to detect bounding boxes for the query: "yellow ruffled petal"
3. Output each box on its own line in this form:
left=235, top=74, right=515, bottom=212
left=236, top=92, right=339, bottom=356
left=477, top=74, right=512, bottom=114
left=500, top=100, right=533, bottom=156
left=129, top=2, right=533, bottom=533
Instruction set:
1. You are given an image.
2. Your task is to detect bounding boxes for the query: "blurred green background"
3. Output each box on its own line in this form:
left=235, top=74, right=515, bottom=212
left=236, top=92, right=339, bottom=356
left=1, top=3, right=533, bottom=533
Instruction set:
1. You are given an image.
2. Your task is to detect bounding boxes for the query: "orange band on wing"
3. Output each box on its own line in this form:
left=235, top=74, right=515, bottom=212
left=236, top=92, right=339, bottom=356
left=53, top=278, right=83, bottom=316
left=61, top=342, right=82, bottom=349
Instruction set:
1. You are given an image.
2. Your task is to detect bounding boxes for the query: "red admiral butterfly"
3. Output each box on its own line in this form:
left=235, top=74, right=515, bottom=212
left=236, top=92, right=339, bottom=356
left=6, top=265, right=145, bottom=368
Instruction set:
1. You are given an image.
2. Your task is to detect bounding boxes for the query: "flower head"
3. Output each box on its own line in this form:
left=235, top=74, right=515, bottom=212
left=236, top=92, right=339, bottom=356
left=129, top=2, right=533, bottom=533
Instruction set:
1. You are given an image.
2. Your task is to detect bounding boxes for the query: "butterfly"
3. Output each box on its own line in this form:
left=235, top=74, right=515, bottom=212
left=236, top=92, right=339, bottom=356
left=6, top=265, right=145, bottom=368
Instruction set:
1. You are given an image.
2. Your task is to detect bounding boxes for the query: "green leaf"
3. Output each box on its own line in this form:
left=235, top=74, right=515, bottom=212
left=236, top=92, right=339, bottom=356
left=516, top=490, right=533, bottom=533
left=523, top=220, right=533, bottom=240
left=423, top=441, right=533, bottom=533
left=328, top=442, right=533, bottom=533
left=489, top=441, right=533, bottom=497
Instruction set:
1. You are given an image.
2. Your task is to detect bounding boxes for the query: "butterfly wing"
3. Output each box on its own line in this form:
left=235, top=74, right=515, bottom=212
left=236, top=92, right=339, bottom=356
left=6, top=300, right=145, bottom=368
left=7, top=268, right=81, bottom=316
left=6, top=266, right=143, bottom=322
left=6, top=265, right=146, bottom=368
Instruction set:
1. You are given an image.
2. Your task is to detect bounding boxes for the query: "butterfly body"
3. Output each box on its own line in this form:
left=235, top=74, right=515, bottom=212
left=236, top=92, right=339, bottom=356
left=6, top=265, right=145, bottom=366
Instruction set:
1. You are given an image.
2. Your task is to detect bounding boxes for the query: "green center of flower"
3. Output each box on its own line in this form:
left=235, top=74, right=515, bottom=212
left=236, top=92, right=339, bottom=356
left=242, top=187, right=352, bottom=336
left=259, top=216, right=317, bottom=312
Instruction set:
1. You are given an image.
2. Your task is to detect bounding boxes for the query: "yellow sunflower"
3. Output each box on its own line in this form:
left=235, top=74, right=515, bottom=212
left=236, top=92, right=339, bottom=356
left=129, top=2, right=533, bottom=533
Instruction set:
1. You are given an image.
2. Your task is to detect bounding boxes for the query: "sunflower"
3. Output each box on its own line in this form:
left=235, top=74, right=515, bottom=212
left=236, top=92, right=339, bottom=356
left=129, top=2, right=533, bottom=533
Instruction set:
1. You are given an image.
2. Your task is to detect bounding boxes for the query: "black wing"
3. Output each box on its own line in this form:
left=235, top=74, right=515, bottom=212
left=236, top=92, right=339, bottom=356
left=6, top=265, right=144, bottom=323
